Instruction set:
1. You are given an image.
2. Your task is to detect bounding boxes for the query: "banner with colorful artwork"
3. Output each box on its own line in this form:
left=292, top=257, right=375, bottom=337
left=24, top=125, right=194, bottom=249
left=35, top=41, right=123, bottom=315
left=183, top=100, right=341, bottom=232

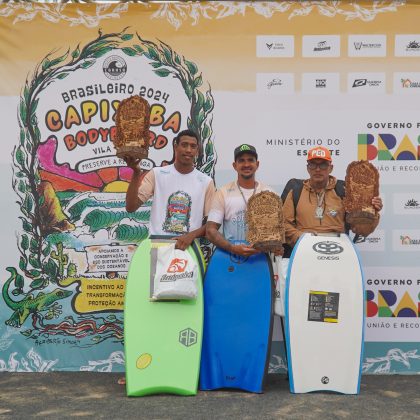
left=0, top=1, right=418, bottom=374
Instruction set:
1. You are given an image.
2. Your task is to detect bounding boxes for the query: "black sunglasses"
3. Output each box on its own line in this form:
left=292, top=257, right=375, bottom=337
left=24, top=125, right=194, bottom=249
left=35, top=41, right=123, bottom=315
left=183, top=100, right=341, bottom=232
left=307, top=162, right=330, bottom=170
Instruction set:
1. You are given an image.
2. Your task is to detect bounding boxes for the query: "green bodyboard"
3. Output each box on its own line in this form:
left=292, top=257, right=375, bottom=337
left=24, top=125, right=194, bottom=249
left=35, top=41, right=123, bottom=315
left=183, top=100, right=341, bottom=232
left=124, top=238, right=204, bottom=397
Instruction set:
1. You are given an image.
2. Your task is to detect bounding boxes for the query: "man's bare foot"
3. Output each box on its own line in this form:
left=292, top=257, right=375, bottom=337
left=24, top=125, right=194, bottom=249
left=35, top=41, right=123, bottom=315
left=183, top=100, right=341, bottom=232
left=118, top=377, right=126, bottom=385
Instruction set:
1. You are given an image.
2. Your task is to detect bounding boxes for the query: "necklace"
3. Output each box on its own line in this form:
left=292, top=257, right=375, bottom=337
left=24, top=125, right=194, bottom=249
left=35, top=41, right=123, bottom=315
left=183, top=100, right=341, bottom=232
left=237, top=181, right=257, bottom=206
left=315, top=190, right=325, bottom=219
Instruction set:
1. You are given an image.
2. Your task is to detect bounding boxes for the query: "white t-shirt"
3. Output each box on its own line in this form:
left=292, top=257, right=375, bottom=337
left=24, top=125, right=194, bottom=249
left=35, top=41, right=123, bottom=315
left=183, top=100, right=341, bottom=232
left=138, top=164, right=215, bottom=236
left=208, top=180, right=275, bottom=242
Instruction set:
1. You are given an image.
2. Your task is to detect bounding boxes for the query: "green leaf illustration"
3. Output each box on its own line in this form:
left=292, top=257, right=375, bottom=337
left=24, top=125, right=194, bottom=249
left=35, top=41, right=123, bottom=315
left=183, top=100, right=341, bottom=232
left=121, top=47, right=137, bottom=57
left=93, top=47, right=114, bottom=58
left=21, top=234, right=29, bottom=251
left=29, top=255, right=41, bottom=269
left=29, top=269, right=41, bottom=278
left=45, top=259, right=58, bottom=278
left=19, top=256, right=26, bottom=271
left=71, top=46, right=80, bottom=59
left=81, top=60, right=95, bottom=69
left=16, top=147, right=26, bottom=166
left=154, top=68, right=172, bottom=77
left=30, top=238, right=38, bottom=253
left=30, top=277, right=45, bottom=289
left=184, top=60, right=198, bottom=76
left=42, top=58, right=51, bottom=71
left=15, top=274, right=24, bottom=289
left=18, top=180, right=26, bottom=194
left=194, top=74, right=203, bottom=88
left=19, top=99, right=26, bottom=122
left=57, top=73, right=69, bottom=80
left=42, top=242, right=52, bottom=257
left=121, top=34, right=133, bottom=41
left=22, top=219, right=32, bottom=232
left=23, top=195, right=33, bottom=213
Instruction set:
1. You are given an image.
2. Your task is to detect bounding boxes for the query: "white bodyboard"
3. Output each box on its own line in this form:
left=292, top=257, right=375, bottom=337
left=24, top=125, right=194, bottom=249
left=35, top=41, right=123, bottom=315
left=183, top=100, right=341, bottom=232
left=285, top=233, right=364, bottom=394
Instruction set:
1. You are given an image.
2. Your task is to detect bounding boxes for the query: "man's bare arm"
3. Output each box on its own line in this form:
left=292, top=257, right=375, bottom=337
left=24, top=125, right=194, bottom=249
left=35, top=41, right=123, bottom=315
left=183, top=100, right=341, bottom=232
left=173, top=224, right=207, bottom=251
left=124, top=156, right=145, bottom=212
left=206, top=221, right=259, bottom=257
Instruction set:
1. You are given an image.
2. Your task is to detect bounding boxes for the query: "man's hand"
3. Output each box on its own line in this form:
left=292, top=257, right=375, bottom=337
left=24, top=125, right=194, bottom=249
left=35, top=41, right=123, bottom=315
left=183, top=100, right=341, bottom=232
left=273, top=246, right=284, bottom=257
left=173, top=232, right=196, bottom=251
left=123, top=155, right=142, bottom=173
left=229, top=243, right=260, bottom=257
left=372, top=196, right=383, bottom=212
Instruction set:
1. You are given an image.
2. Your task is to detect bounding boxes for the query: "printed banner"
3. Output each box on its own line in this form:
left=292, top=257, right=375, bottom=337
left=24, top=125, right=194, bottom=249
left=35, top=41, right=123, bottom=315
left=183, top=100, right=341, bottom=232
left=0, top=1, right=419, bottom=374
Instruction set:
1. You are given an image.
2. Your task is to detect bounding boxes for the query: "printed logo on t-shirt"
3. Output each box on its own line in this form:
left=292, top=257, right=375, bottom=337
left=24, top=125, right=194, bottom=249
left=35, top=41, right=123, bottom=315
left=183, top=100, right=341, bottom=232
left=162, top=191, right=191, bottom=234
left=232, top=210, right=246, bottom=229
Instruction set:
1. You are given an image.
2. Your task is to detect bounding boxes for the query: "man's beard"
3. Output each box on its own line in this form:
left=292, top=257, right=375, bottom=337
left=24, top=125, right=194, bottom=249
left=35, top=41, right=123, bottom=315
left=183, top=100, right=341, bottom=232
left=241, top=173, right=254, bottom=180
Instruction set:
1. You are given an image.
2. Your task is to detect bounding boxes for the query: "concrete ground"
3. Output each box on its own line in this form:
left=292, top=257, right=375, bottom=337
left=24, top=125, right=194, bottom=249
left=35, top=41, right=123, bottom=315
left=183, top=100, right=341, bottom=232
left=0, top=373, right=419, bottom=419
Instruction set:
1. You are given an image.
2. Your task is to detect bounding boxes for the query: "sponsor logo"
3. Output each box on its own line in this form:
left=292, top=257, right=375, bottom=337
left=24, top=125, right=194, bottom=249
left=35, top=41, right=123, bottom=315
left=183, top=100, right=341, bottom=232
left=354, top=230, right=385, bottom=252
left=103, top=55, right=127, bottom=80
left=400, top=235, right=420, bottom=245
left=404, top=198, right=420, bottom=209
left=366, top=289, right=419, bottom=318
left=266, top=42, right=285, bottom=51
left=179, top=328, right=197, bottom=347
left=353, top=79, right=367, bottom=87
left=393, top=230, right=420, bottom=251
left=316, top=79, right=326, bottom=88
left=312, top=241, right=344, bottom=255
left=401, top=78, right=420, bottom=88
left=394, top=73, right=420, bottom=92
left=395, top=35, right=420, bottom=56
left=348, top=73, right=385, bottom=93
left=267, top=78, right=282, bottom=89
left=301, top=73, right=339, bottom=94
left=352, top=78, right=382, bottom=88
left=348, top=35, right=386, bottom=57
left=314, top=41, right=331, bottom=51
left=302, top=35, right=340, bottom=57
left=393, top=194, right=420, bottom=214
left=357, top=133, right=420, bottom=161
left=256, top=73, right=294, bottom=94
left=167, top=258, right=188, bottom=273
left=406, top=40, right=420, bottom=50
left=353, top=42, right=382, bottom=50
left=256, top=35, right=294, bottom=57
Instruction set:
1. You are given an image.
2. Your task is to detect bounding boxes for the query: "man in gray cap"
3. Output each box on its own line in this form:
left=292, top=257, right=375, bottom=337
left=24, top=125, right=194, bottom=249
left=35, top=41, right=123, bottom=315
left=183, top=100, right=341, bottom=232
left=206, top=144, right=283, bottom=256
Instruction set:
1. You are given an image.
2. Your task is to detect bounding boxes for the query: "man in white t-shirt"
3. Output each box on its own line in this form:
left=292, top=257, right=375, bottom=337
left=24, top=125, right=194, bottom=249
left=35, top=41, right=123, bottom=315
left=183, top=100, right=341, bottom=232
left=207, top=144, right=284, bottom=257
left=124, top=129, right=215, bottom=250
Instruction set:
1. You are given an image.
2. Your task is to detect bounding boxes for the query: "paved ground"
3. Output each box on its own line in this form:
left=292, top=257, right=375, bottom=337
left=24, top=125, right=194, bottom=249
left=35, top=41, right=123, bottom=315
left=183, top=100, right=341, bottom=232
left=0, top=373, right=419, bottom=419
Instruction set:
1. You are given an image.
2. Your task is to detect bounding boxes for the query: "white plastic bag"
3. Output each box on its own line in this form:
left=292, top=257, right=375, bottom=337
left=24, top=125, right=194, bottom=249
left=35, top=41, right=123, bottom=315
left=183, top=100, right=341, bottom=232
left=152, top=243, right=198, bottom=300
left=271, top=254, right=287, bottom=317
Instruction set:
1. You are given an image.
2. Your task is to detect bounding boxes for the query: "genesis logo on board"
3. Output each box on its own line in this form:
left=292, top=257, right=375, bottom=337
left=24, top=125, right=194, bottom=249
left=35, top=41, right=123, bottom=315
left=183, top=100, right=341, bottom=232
left=312, top=241, right=344, bottom=258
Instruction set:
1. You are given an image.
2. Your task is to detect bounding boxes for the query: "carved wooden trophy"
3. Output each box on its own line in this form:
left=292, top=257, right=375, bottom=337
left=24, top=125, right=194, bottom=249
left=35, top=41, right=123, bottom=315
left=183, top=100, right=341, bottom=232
left=343, top=160, right=380, bottom=237
left=246, top=191, right=285, bottom=252
left=112, top=95, right=150, bottom=160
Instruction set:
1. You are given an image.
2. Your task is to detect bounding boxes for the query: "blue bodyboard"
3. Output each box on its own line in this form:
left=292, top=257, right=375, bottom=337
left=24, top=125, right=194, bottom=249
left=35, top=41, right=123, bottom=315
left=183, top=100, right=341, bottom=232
left=199, top=247, right=274, bottom=393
